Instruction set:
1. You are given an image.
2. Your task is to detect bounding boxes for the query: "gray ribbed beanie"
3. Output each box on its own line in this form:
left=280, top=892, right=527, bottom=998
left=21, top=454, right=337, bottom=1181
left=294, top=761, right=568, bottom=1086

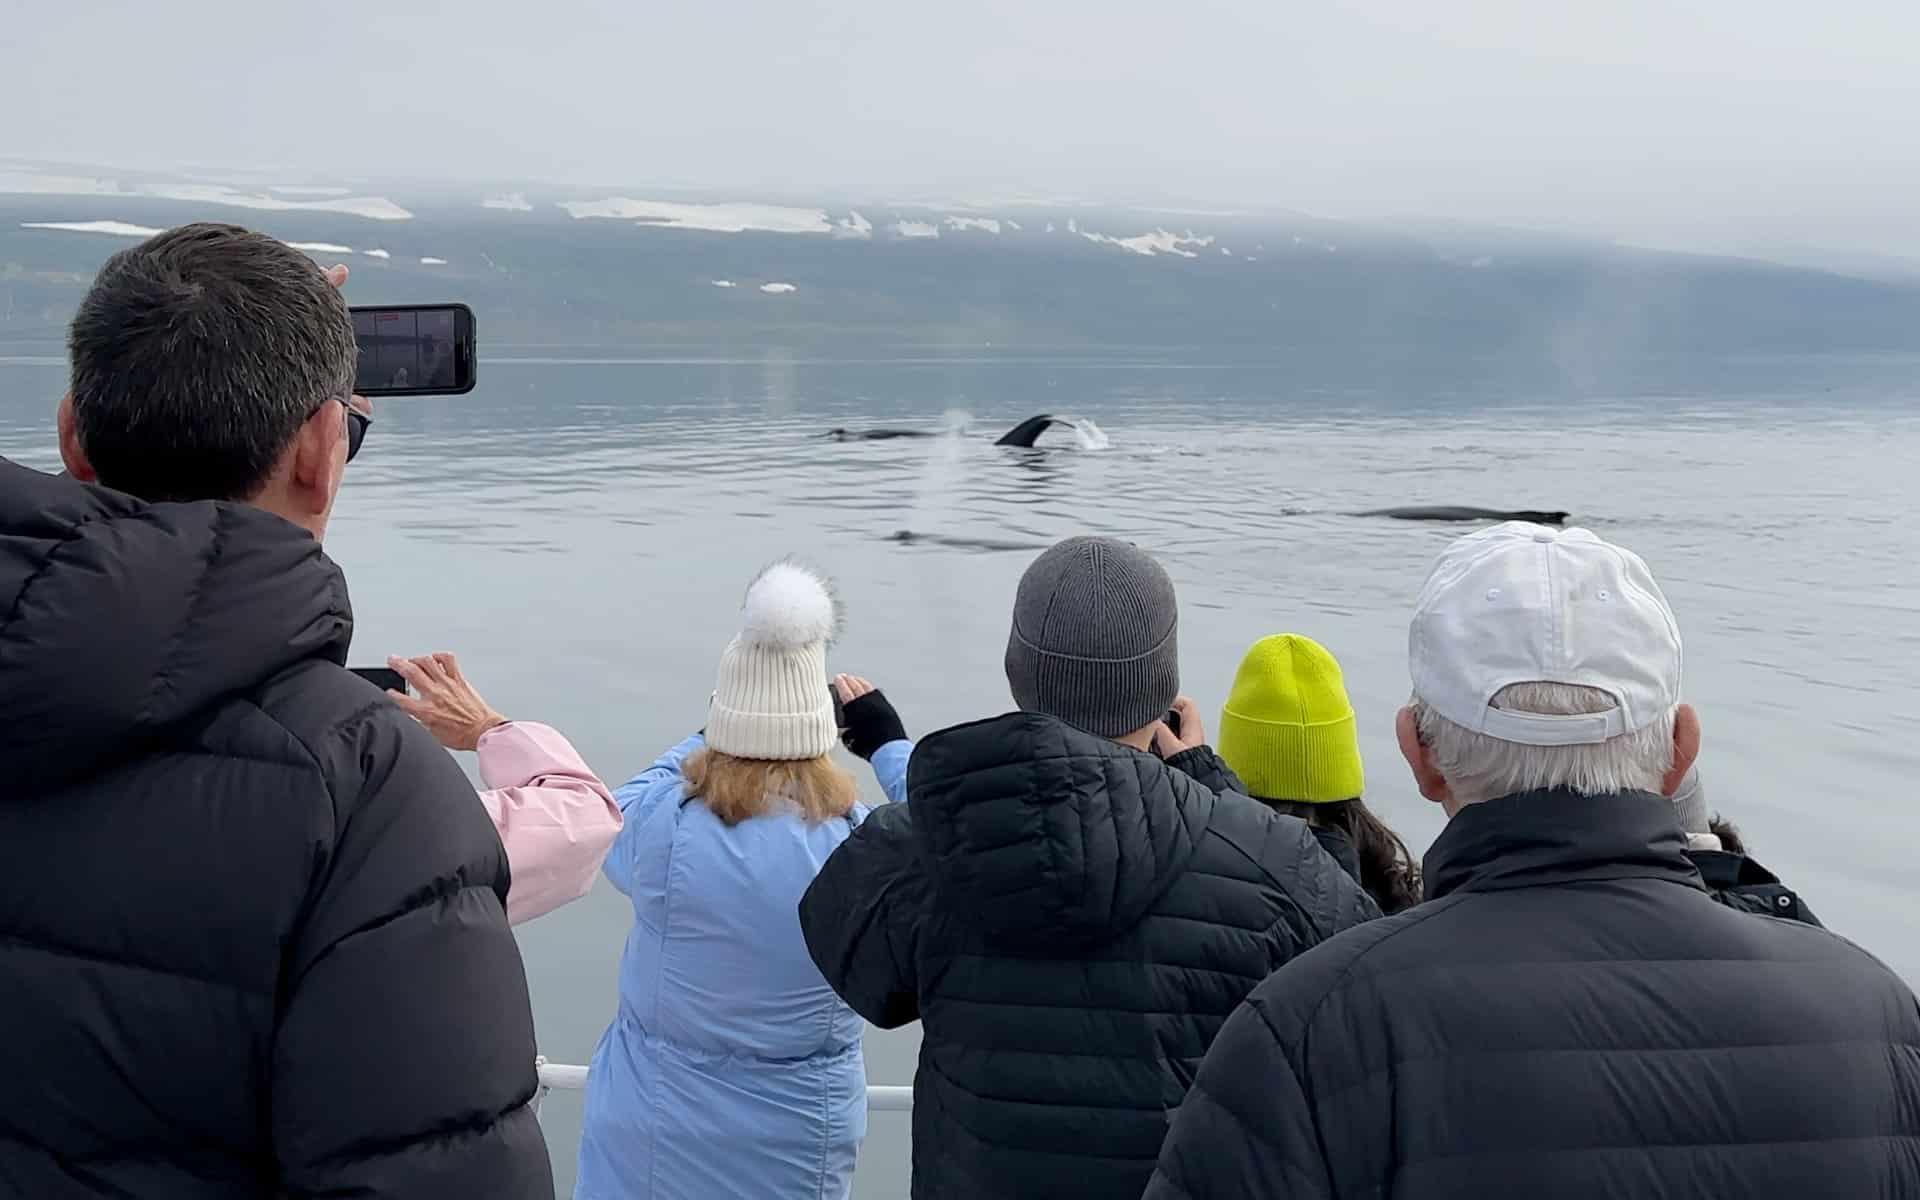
left=1005, top=536, right=1179, bottom=738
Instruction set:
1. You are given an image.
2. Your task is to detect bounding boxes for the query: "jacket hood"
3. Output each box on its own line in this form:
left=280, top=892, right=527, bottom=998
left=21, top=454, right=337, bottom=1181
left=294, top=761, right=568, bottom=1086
left=905, top=712, right=1216, bottom=948
left=0, top=460, right=352, bottom=791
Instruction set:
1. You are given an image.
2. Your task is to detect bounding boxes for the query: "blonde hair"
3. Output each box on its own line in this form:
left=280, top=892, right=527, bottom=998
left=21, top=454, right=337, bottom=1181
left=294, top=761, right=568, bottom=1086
left=682, top=748, right=858, bottom=826
left=1411, top=682, right=1676, bottom=804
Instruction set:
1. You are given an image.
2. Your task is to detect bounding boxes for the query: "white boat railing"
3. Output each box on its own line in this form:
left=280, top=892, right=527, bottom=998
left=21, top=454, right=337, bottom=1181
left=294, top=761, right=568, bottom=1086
left=532, top=1057, right=913, bottom=1114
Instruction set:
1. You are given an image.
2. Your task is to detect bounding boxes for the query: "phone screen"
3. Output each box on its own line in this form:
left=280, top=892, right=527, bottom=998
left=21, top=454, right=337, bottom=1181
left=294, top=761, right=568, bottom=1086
left=350, top=304, right=477, bottom=396
left=348, top=666, right=408, bottom=694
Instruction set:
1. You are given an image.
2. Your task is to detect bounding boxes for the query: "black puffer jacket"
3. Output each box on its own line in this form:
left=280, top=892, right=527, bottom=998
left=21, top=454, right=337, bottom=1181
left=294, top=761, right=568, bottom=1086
left=0, top=461, right=552, bottom=1198
left=1147, top=789, right=1920, bottom=1200
left=798, top=712, right=1379, bottom=1200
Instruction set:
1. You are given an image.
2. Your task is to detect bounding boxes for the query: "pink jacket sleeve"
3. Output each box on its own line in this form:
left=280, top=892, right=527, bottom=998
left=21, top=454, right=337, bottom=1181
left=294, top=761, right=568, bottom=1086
left=474, top=721, right=621, bottom=926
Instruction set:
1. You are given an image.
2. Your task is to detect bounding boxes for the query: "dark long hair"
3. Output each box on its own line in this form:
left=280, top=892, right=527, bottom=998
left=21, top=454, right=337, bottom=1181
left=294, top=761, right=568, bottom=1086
left=1265, top=797, right=1423, bottom=914
left=1707, top=814, right=1745, bottom=855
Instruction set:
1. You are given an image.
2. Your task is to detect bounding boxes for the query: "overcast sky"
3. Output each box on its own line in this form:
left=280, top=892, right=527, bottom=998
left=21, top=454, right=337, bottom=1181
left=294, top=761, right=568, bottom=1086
left=9, top=0, right=1919, bottom=257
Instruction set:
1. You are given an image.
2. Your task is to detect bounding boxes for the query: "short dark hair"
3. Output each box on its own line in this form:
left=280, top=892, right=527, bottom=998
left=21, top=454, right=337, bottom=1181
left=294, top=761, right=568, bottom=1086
left=68, top=223, right=356, bottom=502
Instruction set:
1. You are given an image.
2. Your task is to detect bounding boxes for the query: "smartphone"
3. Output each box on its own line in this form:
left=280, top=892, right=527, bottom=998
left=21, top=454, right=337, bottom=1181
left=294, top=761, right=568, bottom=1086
left=1148, top=707, right=1182, bottom=760
left=830, top=685, right=848, bottom=730
left=349, top=666, right=408, bottom=695
left=349, top=304, right=477, bottom=396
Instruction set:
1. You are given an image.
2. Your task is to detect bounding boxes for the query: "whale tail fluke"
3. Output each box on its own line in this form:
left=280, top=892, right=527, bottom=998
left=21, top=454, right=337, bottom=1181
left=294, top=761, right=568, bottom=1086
left=993, top=414, right=1062, bottom=447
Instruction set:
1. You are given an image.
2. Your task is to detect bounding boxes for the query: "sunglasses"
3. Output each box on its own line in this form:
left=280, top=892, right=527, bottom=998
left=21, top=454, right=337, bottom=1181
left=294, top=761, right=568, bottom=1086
left=328, top=397, right=371, bottom=462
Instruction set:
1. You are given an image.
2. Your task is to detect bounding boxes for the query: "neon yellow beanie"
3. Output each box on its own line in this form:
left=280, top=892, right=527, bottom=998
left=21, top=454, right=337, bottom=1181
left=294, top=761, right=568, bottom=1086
left=1216, top=634, right=1364, bottom=804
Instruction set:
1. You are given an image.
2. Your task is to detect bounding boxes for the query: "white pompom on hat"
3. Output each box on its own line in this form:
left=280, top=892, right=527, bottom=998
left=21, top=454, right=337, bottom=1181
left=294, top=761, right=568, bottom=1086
left=706, top=559, right=842, bottom=761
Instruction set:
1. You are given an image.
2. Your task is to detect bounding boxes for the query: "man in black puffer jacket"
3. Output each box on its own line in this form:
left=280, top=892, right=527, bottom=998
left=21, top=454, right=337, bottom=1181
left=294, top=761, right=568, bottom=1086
left=1148, top=524, right=1920, bottom=1200
left=799, top=536, right=1378, bottom=1199
left=0, top=225, right=551, bottom=1197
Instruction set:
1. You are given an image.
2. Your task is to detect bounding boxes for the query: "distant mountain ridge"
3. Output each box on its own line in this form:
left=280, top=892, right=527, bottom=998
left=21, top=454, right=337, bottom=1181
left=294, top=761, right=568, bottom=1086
left=5, top=165, right=1920, bottom=372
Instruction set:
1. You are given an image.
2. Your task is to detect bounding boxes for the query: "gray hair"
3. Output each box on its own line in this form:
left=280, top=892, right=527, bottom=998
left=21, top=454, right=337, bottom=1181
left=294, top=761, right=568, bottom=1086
left=69, top=222, right=356, bottom=503
left=1411, top=682, right=1676, bottom=804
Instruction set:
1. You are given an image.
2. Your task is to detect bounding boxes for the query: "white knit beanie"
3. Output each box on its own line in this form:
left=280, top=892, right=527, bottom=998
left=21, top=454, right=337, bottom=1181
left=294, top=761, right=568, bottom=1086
left=705, top=560, right=841, bottom=761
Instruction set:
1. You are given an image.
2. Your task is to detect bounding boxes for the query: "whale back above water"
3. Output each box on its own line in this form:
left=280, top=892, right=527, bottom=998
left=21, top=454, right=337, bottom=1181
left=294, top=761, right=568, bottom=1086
left=889, top=529, right=1050, bottom=552
left=824, top=427, right=936, bottom=441
left=825, top=413, right=1066, bottom=447
left=1356, top=506, right=1571, bottom=525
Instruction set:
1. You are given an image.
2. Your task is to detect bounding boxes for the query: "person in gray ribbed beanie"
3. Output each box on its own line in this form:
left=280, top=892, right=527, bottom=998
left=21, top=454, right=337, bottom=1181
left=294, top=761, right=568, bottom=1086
left=1005, top=535, right=1180, bottom=738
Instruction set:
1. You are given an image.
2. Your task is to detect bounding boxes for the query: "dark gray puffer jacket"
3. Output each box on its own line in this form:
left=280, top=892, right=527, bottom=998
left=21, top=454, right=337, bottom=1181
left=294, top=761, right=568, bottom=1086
left=799, top=712, right=1380, bottom=1200
left=1147, top=789, right=1920, bottom=1200
left=0, top=460, right=551, bottom=1199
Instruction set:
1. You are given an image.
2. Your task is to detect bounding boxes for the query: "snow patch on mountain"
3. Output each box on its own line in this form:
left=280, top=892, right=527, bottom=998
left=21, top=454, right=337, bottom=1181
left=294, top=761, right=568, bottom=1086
left=891, top=220, right=940, bottom=239
left=945, top=216, right=1002, bottom=234
left=483, top=193, right=534, bottom=212
left=559, top=197, right=833, bottom=235
left=1079, top=226, right=1216, bottom=258
left=759, top=282, right=797, bottom=294
left=20, top=219, right=163, bottom=238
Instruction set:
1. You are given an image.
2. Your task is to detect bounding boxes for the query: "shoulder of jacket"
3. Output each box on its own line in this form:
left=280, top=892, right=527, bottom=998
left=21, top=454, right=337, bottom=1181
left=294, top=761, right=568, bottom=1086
left=248, top=657, right=383, bottom=732
left=165, top=660, right=378, bottom=801
left=1201, top=794, right=1330, bottom=883
left=246, top=661, right=470, bottom=820
left=1245, top=898, right=1462, bottom=1044
left=852, top=800, right=919, bottom=851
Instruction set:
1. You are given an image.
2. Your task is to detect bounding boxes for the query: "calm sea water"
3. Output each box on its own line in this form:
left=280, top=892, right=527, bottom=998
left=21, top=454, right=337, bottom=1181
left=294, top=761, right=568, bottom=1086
left=4, top=352, right=1918, bottom=1198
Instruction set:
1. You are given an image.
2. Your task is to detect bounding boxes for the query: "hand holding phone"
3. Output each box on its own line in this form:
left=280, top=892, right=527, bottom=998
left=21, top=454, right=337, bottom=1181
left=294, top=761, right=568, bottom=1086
left=382, top=653, right=510, bottom=752
left=1151, top=696, right=1205, bottom=759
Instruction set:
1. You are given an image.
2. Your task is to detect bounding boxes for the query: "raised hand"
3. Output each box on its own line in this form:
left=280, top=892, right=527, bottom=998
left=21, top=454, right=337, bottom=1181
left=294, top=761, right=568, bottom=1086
left=1150, top=695, right=1207, bottom=758
left=386, top=652, right=510, bottom=752
left=834, top=674, right=908, bottom=761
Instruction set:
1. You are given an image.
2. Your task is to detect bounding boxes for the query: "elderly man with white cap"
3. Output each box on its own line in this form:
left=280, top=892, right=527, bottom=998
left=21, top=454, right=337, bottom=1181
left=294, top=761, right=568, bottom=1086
left=1146, top=523, right=1920, bottom=1200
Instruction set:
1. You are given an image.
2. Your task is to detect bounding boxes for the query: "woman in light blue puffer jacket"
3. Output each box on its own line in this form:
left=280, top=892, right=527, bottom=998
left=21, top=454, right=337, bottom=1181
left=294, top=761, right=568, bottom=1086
left=576, top=560, right=911, bottom=1200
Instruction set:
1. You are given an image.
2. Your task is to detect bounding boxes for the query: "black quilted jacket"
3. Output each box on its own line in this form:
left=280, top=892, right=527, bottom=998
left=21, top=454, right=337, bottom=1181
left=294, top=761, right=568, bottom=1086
left=1147, top=789, right=1920, bottom=1200
left=798, top=712, right=1380, bottom=1199
left=0, top=461, right=552, bottom=1198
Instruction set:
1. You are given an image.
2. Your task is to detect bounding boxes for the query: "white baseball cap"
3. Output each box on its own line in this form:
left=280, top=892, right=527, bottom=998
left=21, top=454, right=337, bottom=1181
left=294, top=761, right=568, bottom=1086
left=1409, top=523, right=1682, bottom=747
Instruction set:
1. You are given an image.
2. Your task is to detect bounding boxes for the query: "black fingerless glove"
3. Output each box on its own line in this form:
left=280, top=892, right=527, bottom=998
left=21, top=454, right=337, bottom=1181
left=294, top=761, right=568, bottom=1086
left=840, top=691, right=908, bottom=760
